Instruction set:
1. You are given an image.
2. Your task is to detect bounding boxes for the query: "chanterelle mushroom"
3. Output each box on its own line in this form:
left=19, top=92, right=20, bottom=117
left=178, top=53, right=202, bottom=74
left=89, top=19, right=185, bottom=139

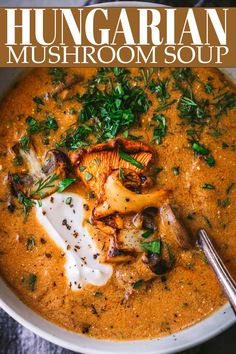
left=70, top=138, right=154, bottom=200
left=70, top=138, right=171, bottom=264
left=94, top=170, right=171, bottom=219
left=10, top=144, right=71, bottom=199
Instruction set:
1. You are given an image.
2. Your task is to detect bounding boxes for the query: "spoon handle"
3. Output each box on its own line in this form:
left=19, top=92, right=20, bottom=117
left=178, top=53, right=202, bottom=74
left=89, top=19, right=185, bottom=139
left=197, top=229, right=236, bottom=314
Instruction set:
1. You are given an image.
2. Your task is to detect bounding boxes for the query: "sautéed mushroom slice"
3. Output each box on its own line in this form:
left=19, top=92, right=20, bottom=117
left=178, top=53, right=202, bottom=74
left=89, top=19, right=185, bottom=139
left=160, top=204, right=192, bottom=250
left=93, top=170, right=171, bottom=219
left=10, top=144, right=71, bottom=199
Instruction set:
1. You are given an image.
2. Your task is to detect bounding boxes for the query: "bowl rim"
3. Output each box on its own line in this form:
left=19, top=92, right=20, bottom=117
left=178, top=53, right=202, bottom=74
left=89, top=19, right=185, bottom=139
left=0, top=2, right=236, bottom=353
left=1, top=277, right=236, bottom=354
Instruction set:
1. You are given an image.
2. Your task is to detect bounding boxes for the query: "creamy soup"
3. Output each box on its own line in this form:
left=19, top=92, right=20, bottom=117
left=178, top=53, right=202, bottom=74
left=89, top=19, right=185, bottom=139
left=0, top=67, right=236, bottom=340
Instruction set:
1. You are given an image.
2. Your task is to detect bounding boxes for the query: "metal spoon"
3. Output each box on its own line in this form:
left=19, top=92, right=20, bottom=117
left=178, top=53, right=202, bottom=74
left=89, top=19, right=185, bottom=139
left=197, top=229, right=236, bottom=313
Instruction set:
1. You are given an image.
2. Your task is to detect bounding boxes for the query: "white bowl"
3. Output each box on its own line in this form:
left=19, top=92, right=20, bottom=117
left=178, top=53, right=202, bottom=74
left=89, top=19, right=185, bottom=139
left=0, top=2, right=236, bottom=353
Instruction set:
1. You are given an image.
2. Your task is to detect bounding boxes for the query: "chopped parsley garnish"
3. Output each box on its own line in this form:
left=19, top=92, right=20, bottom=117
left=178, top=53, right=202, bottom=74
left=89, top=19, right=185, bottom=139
left=19, top=135, right=30, bottom=151
left=65, top=196, right=72, bottom=205
left=95, top=67, right=129, bottom=82
left=187, top=129, right=198, bottom=137
left=79, top=85, right=150, bottom=141
left=202, top=215, right=212, bottom=228
left=48, top=67, right=67, bottom=85
left=58, top=178, right=77, bottom=193
left=209, top=128, right=225, bottom=138
left=202, top=183, right=215, bottom=190
left=152, top=114, right=167, bottom=145
left=28, top=273, right=37, bottom=291
left=141, top=229, right=154, bottom=239
left=33, top=96, right=44, bottom=105
left=65, top=68, right=151, bottom=145
left=204, top=83, right=214, bottom=94
left=178, top=91, right=209, bottom=125
left=222, top=142, right=229, bottom=149
left=68, top=108, right=77, bottom=115
left=215, top=92, right=236, bottom=118
left=141, top=239, right=162, bottom=254
left=123, top=130, right=142, bottom=141
left=26, top=115, right=58, bottom=137
left=218, top=197, right=231, bottom=208
left=43, top=115, right=58, bottom=132
left=149, top=79, right=170, bottom=103
left=191, top=141, right=215, bottom=167
left=56, top=68, right=150, bottom=148
left=132, top=279, right=144, bottom=289
left=84, top=171, right=93, bottom=182
left=172, top=68, right=196, bottom=88
left=13, top=155, right=23, bottom=166
left=112, top=67, right=129, bottom=79
left=27, top=237, right=36, bottom=250
left=192, top=141, right=209, bottom=155
left=172, top=166, right=180, bottom=176
left=26, top=116, right=39, bottom=134
left=204, top=156, right=216, bottom=167
left=56, top=125, right=92, bottom=150
left=94, top=291, right=103, bottom=298
left=17, top=192, right=35, bottom=223
left=119, top=150, right=144, bottom=169
left=226, top=182, right=235, bottom=195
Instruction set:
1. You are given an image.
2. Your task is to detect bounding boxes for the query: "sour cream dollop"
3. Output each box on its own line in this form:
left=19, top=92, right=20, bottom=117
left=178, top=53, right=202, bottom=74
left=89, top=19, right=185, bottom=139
left=36, top=192, right=112, bottom=290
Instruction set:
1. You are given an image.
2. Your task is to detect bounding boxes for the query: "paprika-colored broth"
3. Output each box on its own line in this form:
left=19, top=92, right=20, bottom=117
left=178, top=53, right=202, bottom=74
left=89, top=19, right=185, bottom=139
left=0, top=67, right=235, bottom=340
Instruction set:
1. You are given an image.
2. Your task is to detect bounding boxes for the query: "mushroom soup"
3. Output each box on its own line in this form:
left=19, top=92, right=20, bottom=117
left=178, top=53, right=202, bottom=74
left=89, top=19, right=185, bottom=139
left=0, top=67, right=236, bottom=340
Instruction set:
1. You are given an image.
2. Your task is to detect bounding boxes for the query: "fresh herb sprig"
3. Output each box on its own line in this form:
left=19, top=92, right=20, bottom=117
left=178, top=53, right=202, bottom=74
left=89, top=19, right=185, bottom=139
left=172, top=68, right=196, bottom=91
left=152, top=114, right=167, bottom=145
left=139, top=68, right=155, bottom=85
left=178, top=90, right=210, bottom=125
left=119, top=150, right=144, bottom=169
left=48, top=68, right=67, bottom=85
left=31, top=174, right=59, bottom=198
left=202, top=183, right=215, bottom=190
left=149, top=79, right=170, bottom=103
left=17, top=192, right=36, bottom=223
left=58, top=178, right=77, bottom=192
left=155, top=99, right=176, bottom=113
left=141, top=229, right=154, bottom=239
left=214, top=92, right=236, bottom=118
left=28, top=273, right=37, bottom=291
left=191, top=140, right=215, bottom=167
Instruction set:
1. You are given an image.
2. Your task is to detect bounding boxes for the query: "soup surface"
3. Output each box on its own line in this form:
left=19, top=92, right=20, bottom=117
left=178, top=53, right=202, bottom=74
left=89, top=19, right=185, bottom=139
left=0, top=67, right=236, bottom=340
